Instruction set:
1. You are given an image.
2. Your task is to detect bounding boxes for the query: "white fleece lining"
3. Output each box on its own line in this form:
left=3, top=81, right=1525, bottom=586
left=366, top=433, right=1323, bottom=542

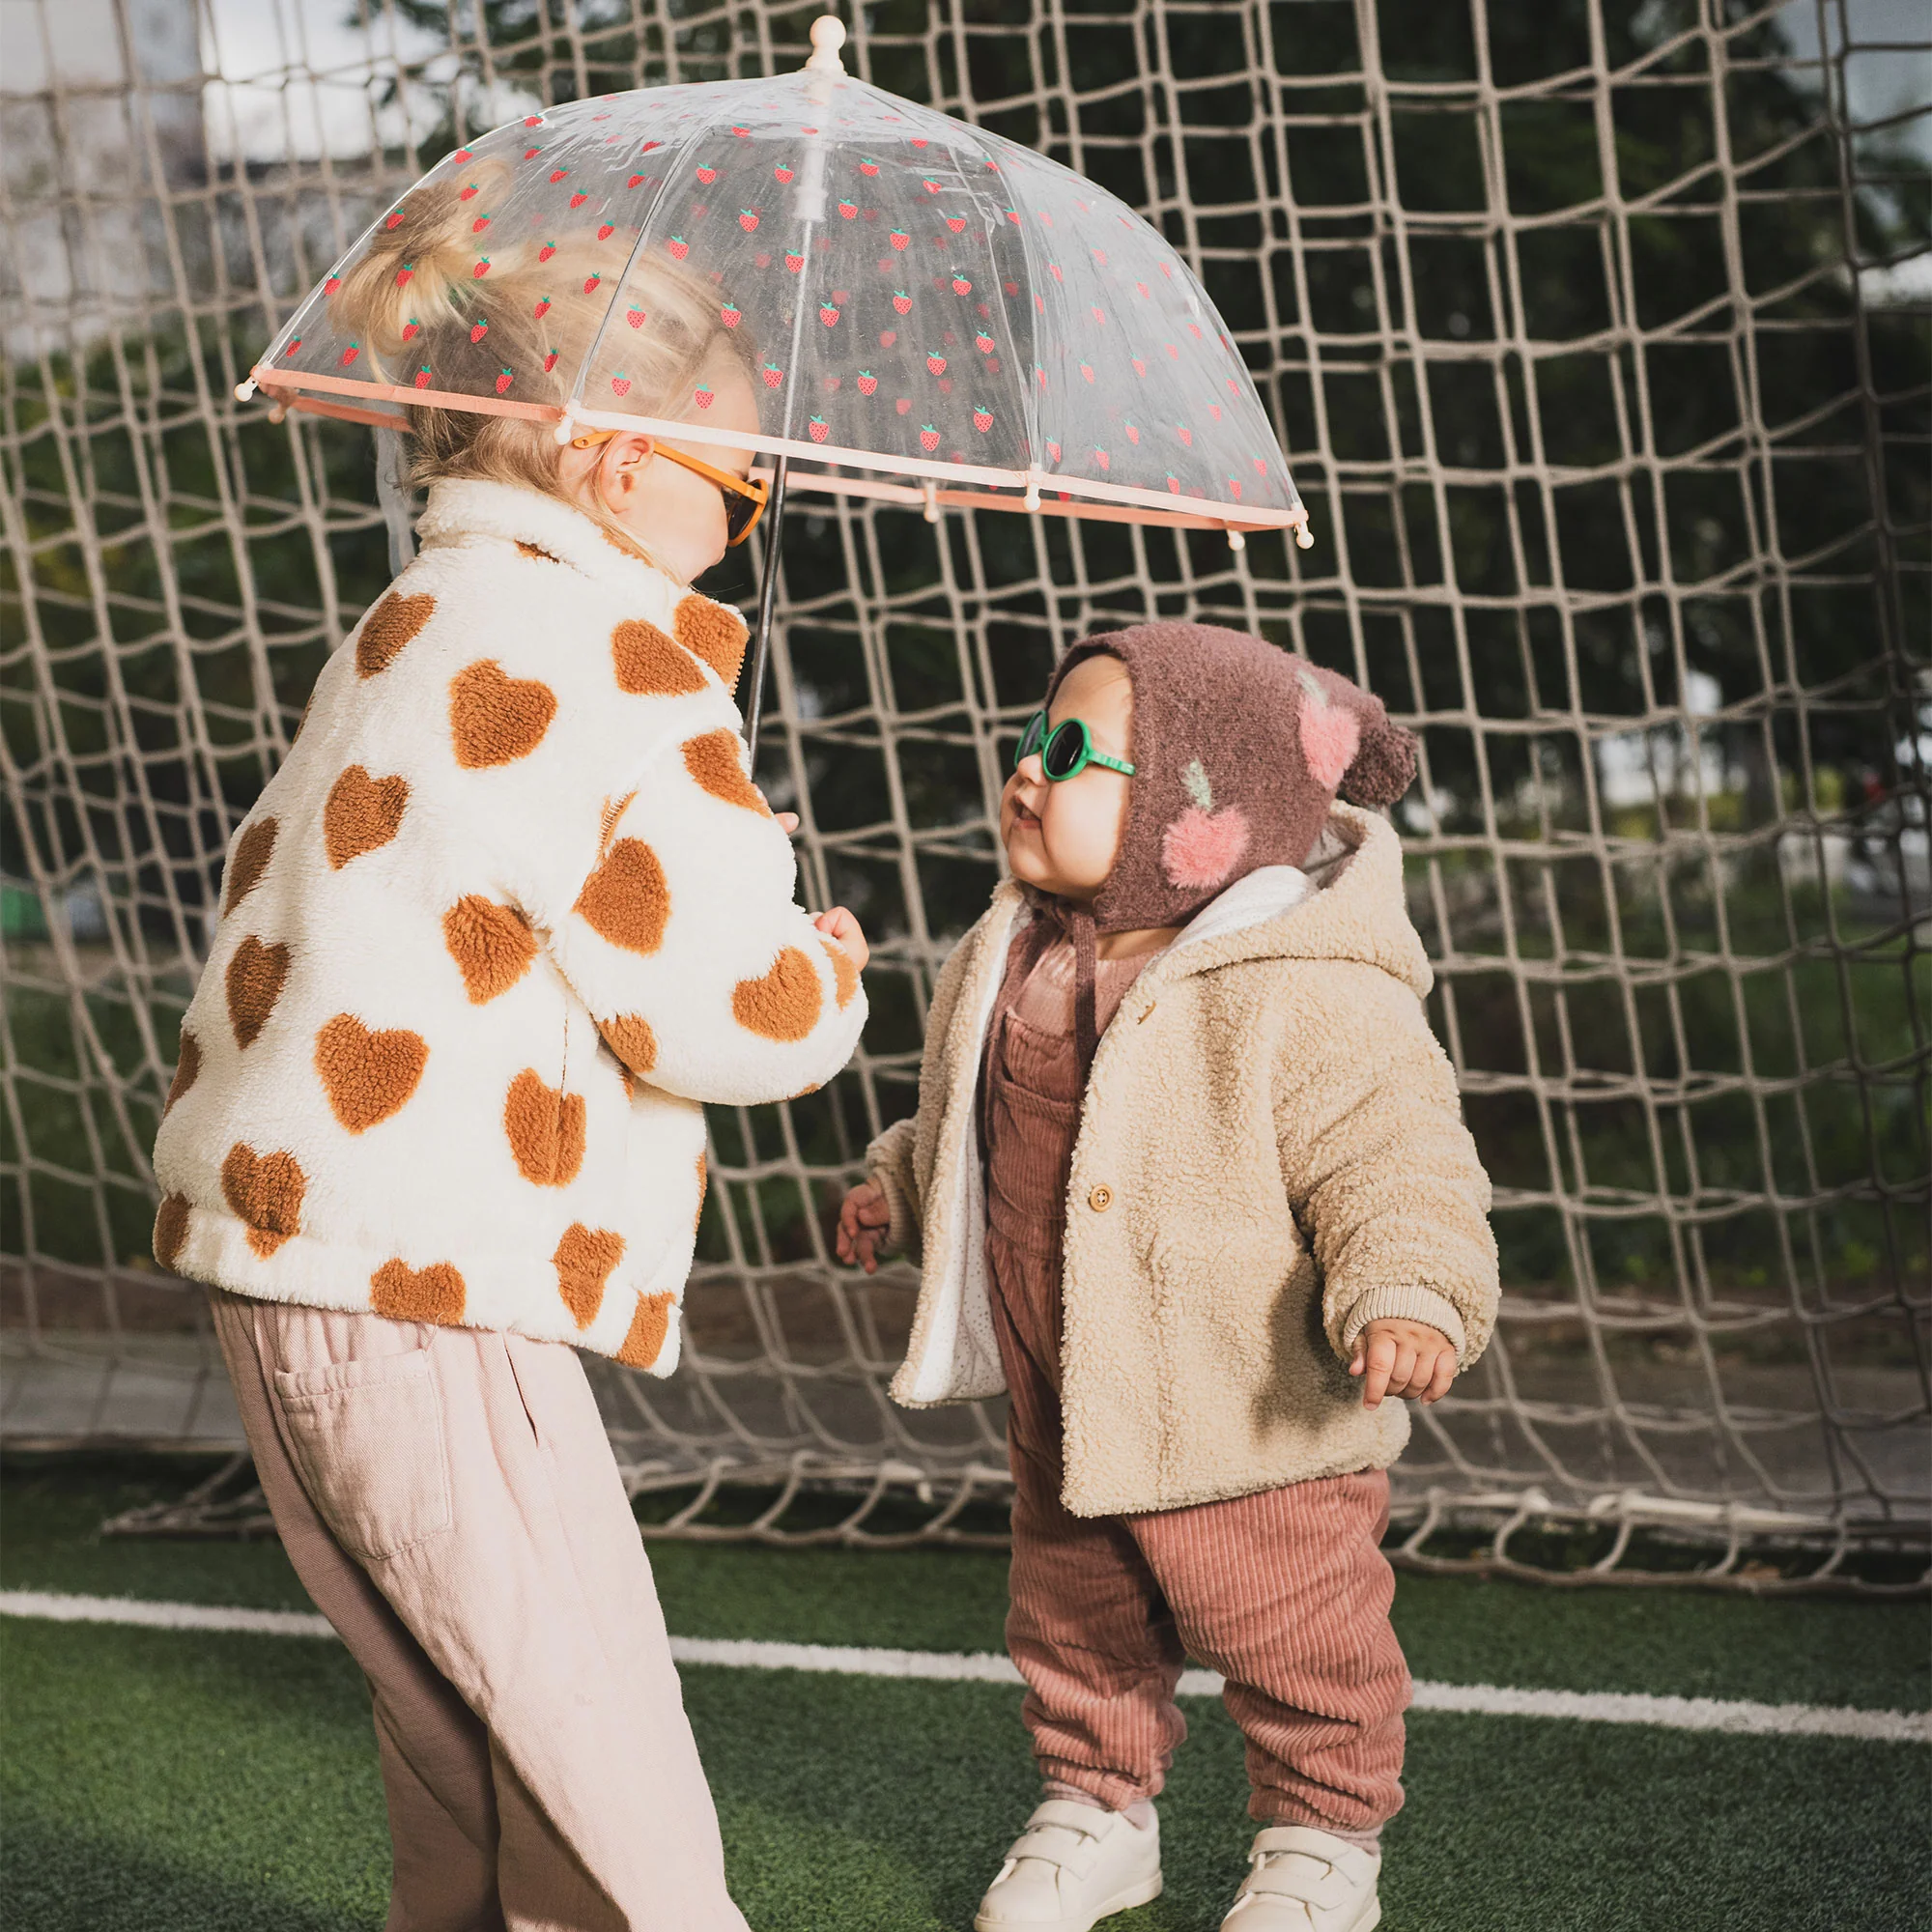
left=904, top=908, right=1022, bottom=1404
left=1162, top=864, right=1314, bottom=957
left=904, top=867, right=1319, bottom=1404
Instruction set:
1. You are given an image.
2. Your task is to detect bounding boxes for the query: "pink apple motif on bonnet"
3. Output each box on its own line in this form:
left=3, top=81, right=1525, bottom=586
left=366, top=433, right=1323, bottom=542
left=1161, top=757, right=1252, bottom=891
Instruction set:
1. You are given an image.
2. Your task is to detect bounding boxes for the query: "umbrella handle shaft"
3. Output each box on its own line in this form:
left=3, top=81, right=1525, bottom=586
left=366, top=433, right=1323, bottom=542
left=745, top=455, right=790, bottom=760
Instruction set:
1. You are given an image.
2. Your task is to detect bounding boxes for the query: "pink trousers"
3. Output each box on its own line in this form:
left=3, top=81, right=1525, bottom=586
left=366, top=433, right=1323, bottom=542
left=987, top=1230, right=1410, bottom=1833
left=210, top=1289, right=749, bottom=1932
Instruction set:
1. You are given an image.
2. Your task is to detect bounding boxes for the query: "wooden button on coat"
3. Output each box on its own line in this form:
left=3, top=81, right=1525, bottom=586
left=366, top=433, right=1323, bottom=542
left=1088, top=1183, right=1113, bottom=1211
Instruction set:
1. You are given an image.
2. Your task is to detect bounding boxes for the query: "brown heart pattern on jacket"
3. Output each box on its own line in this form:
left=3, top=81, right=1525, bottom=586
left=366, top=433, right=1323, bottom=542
left=611, top=619, right=706, bottom=696
left=450, top=660, right=557, bottom=769
left=673, top=596, right=749, bottom=693
left=223, top=816, right=278, bottom=915
left=553, top=1223, right=625, bottom=1329
left=324, top=765, right=410, bottom=869
left=370, top=1258, right=466, bottom=1324
left=731, top=947, right=822, bottom=1042
left=614, top=1290, right=677, bottom=1369
left=504, top=1068, right=586, bottom=1187
left=821, top=935, right=860, bottom=1010
left=356, top=590, right=436, bottom=678
left=441, top=895, right=537, bottom=1004
left=220, top=1142, right=306, bottom=1258
left=574, top=838, right=669, bottom=954
left=153, top=1194, right=190, bottom=1272
left=596, top=1012, right=657, bottom=1077
left=225, top=935, right=291, bottom=1049
left=314, top=1013, right=428, bottom=1133
left=164, top=1030, right=201, bottom=1114
left=682, top=730, right=769, bottom=815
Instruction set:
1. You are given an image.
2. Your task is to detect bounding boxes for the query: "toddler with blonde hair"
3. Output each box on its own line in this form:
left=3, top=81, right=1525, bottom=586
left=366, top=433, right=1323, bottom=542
left=154, top=164, right=864, bottom=1927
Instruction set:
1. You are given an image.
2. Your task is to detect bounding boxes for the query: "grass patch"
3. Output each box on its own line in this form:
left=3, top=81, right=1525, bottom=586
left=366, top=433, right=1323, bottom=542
left=3, top=1612, right=1926, bottom=1932
left=6, top=1456, right=1927, bottom=1713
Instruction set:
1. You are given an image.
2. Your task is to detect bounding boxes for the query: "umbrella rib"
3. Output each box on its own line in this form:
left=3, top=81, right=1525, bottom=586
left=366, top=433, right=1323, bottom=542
left=750, top=72, right=838, bottom=754
left=944, top=124, right=1046, bottom=498
left=563, top=109, right=715, bottom=430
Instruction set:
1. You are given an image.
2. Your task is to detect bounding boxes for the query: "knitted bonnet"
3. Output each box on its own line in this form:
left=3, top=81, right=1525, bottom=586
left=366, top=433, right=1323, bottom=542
left=1039, top=621, right=1419, bottom=1065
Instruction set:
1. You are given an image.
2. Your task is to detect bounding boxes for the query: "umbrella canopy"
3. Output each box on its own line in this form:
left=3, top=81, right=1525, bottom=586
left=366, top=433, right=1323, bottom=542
left=244, top=17, right=1309, bottom=548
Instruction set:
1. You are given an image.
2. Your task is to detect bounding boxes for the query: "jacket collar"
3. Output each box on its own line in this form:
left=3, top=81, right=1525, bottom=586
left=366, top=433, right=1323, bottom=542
left=992, top=805, right=1431, bottom=999
left=415, top=476, right=695, bottom=604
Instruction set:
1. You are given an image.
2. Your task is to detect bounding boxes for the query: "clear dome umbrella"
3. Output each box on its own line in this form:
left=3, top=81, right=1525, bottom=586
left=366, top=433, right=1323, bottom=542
left=242, top=15, right=1312, bottom=749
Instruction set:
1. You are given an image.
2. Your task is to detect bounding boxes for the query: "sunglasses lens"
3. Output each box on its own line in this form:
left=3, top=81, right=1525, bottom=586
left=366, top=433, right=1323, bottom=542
left=1014, top=711, right=1046, bottom=770
left=724, top=493, right=756, bottom=543
left=1042, top=721, right=1086, bottom=781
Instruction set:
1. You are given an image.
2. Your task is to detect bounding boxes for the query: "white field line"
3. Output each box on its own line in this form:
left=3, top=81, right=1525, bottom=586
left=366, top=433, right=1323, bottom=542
left=4, top=1589, right=1926, bottom=1747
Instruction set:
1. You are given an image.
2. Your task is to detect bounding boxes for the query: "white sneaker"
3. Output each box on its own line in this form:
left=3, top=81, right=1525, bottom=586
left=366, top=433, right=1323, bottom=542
left=1219, top=1827, right=1381, bottom=1931
left=972, top=1799, right=1163, bottom=1932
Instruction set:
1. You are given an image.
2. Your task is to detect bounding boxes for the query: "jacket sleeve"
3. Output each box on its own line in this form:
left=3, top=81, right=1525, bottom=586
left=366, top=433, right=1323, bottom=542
left=865, top=1116, right=922, bottom=1262
left=1273, top=964, right=1498, bottom=1368
left=542, top=728, right=867, bottom=1106
left=860, top=906, right=1003, bottom=1264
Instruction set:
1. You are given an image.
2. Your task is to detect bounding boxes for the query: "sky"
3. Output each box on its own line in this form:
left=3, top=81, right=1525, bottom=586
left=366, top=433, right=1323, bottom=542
left=2, top=0, right=1923, bottom=303
left=195, top=0, right=498, bottom=168
left=195, top=0, right=1929, bottom=167
left=3, top=1, right=1920, bottom=165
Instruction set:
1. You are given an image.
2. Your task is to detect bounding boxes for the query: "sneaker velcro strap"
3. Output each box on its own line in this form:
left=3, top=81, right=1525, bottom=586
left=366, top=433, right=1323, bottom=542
left=1017, top=1801, right=1114, bottom=1842
left=1245, top=1830, right=1360, bottom=1909
left=1007, top=1800, right=1115, bottom=1880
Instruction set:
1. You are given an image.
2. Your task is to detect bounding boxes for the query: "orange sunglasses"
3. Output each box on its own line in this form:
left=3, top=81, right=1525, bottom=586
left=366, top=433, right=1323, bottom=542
left=569, top=427, right=770, bottom=544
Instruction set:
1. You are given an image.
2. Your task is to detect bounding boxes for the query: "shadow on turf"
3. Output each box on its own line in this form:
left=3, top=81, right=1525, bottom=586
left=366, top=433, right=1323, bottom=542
left=684, top=1666, right=1265, bottom=1932
left=686, top=1669, right=1931, bottom=1932
left=1, top=1820, right=371, bottom=1932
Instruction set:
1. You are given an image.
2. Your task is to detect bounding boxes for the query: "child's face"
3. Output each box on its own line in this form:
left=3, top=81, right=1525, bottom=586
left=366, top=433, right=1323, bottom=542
left=1000, top=653, right=1134, bottom=901
left=582, top=361, right=760, bottom=582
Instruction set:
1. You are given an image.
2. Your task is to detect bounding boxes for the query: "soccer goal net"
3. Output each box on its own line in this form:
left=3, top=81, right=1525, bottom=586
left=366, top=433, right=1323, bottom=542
left=3, top=0, right=1926, bottom=1581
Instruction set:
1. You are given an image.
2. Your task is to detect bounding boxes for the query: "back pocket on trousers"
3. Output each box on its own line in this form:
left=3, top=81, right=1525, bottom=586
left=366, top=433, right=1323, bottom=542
left=274, top=1346, right=453, bottom=1563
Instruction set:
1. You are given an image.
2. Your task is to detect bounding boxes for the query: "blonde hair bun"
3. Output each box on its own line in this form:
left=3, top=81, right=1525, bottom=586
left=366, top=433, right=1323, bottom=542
left=325, top=154, right=755, bottom=546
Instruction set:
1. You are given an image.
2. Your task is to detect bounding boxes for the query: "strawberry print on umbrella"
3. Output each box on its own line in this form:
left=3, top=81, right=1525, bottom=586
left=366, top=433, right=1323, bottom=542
left=239, top=14, right=1309, bottom=744
left=242, top=12, right=1304, bottom=544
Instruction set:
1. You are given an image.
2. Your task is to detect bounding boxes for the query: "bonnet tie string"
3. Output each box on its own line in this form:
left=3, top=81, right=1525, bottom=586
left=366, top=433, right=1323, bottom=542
left=1070, top=900, right=1100, bottom=1082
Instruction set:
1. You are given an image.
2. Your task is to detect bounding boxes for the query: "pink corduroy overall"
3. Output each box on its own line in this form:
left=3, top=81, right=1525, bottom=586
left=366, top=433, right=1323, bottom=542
left=980, top=922, right=1410, bottom=1835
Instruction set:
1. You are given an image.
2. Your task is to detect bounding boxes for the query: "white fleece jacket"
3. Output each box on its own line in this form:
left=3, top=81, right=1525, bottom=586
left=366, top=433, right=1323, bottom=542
left=151, top=478, right=867, bottom=1372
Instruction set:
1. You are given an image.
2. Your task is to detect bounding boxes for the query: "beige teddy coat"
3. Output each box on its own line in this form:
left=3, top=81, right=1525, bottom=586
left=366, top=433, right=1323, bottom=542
left=867, top=805, right=1498, bottom=1518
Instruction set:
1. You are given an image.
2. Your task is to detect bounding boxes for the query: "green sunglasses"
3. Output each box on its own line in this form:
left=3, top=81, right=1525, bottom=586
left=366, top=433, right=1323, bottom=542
left=1013, top=708, right=1137, bottom=781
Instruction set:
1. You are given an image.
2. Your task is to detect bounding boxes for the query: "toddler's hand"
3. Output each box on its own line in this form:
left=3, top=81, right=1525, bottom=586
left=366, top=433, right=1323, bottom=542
left=813, top=905, right=869, bottom=974
left=836, top=1180, right=891, bottom=1273
left=1350, top=1318, right=1458, bottom=1408
left=753, top=786, right=799, bottom=835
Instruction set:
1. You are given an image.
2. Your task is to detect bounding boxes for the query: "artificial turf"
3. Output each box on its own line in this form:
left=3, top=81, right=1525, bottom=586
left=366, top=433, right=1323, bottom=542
left=2, top=1457, right=1928, bottom=1931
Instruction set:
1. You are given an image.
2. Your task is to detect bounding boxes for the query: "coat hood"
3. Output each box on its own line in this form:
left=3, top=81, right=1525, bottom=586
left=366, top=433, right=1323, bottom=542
left=1162, top=804, right=1432, bottom=996
left=1000, top=804, right=1430, bottom=1001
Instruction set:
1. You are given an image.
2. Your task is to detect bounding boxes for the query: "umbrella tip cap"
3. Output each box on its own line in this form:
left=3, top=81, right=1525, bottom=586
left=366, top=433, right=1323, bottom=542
left=807, top=14, right=846, bottom=72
